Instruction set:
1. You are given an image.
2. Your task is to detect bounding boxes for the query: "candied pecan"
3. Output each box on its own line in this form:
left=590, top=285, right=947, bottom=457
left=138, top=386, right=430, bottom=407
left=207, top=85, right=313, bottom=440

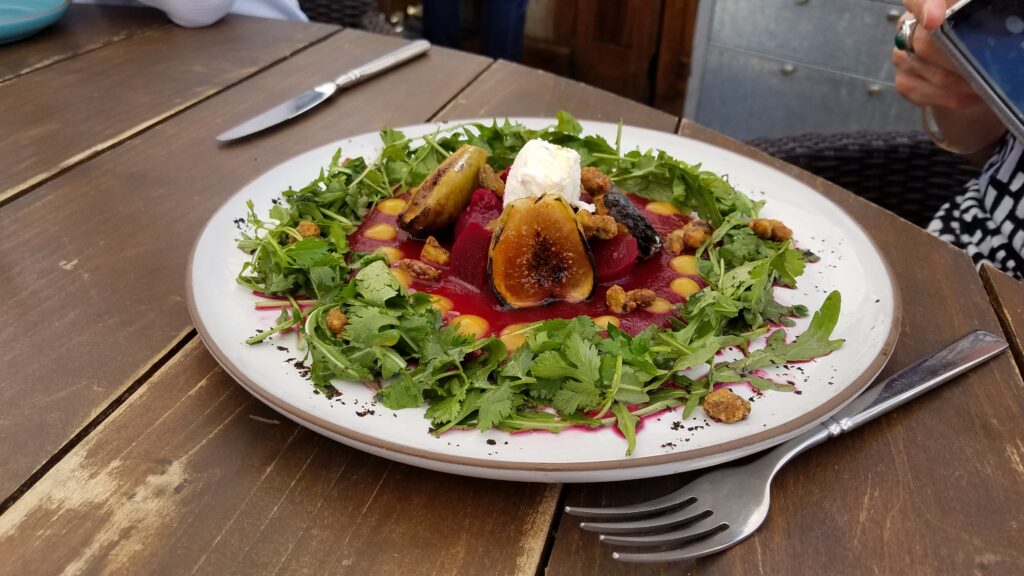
left=606, top=285, right=635, bottom=314
left=420, top=236, right=450, bottom=267
left=577, top=210, right=618, bottom=240
left=703, top=388, right=752, bottom=423
left=326, top=307, right=348, bottom=335
left=478, top=164, right=505, bottom=196
left=750, top=218, right=793, bottom=242
left=666, top=221, right=711, bottom=254
left=581, top=166, right=612, bottom=197
left=289, top=220, right=321, bottom=243
left=626, top=288, right=657, bottom=308
left=396, top=259, right=440, bottom=281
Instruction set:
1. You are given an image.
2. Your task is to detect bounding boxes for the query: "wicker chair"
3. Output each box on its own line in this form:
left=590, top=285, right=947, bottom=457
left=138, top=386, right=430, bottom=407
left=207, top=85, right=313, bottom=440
left=746, top=131, right=979, bottom=228
left=299, top=0, right=396, bottom=35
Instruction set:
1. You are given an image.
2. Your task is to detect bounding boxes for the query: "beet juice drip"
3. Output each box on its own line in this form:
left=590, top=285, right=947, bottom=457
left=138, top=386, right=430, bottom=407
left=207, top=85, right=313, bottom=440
left=348, top=192, right=704, bottom=336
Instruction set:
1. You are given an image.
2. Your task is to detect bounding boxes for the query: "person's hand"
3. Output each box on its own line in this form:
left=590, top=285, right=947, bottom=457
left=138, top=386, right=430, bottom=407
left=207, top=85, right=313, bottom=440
left=893, top=0, right=982, bottom=110
left=894, top=0, right=1006, bottom=159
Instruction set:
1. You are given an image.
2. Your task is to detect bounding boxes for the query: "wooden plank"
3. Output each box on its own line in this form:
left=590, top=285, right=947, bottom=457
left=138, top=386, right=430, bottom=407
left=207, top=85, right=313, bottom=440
left=0, top=15, right=337, bottom=205
left=0, top=339, right=561, bottom=575
left=545, top=121, right=1024, bottom=575
left=0, top=5, right=166, bottom=84
left=0, top=30, right=491, bottom=504
left=981, top=264, right=1024, bottom=374
left=436, top=59, right=678, bottom=131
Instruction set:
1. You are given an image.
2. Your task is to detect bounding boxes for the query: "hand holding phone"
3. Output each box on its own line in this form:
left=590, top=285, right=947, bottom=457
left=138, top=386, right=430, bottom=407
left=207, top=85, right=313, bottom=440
left=932, top=0, right=1024, bottom=141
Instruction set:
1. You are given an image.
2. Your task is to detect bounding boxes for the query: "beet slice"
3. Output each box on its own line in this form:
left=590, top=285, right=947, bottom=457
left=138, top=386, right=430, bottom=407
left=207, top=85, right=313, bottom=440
left=449, top=222, right=493, bottom=291
left=591, top=234, right=639, bottom=283
left=454, top=188, right=503, bottom=239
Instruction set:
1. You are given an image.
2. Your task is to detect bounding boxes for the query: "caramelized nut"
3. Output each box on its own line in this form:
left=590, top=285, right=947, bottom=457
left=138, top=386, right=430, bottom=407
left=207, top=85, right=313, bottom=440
left=396, top=258, right=440, bottom=281
left=626, top=288, right=658, bottom=308
left=702, top=388, right=751, bottom=423
left=682, top=220, right=712, bottom=248
left=451, top=314, right=489, bottom=339
left=376, top=198, right=407, bottom=216
left=581, top=166, right=612, bottom=197
left=750, top=218, right=792, bottom=242
left=606, top=285, right=635, bottom=314
left=326, top=307, right=347, bottom=335
left=296, top=220, right=321, bottom=238
left=421, top=236, right=450, bottom=267
left=577, top=210, right=618, bottom=240
left=364, top=223, right=398, bottom=241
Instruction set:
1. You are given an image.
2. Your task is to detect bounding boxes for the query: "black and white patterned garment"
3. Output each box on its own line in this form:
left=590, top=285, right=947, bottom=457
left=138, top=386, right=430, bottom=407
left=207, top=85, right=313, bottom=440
left=928, top=133, right=1024, bottom=280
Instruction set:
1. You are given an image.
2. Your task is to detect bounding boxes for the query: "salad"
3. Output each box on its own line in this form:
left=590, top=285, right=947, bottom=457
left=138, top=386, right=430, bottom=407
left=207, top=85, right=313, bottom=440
left=235, top=112, right=843, bottom=455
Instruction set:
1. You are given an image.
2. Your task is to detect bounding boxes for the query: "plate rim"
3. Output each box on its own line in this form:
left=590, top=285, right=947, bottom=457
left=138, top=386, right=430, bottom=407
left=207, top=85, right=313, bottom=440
left=186, top=118, right=902, bottom=474
left=0, top=0, right=69, bottom=26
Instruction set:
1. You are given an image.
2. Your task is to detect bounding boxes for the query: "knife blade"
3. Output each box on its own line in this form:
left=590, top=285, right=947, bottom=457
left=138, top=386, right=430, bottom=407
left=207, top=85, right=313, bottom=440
left=217, top=39, right=432, bottom=142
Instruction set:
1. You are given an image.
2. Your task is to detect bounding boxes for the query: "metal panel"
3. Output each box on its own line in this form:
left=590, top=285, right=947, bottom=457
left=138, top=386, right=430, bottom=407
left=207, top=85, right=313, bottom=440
left=711, top=0, right=904, bottom=80
left=695, top=45, right=921, bottom=139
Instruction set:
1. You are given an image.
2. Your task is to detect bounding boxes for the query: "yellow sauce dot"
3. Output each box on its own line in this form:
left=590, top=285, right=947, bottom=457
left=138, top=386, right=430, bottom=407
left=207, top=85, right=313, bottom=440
left=375, top=246, right=403, bottom=264
left=499, top=323, right=530, bottom=351
left=364, top=223, right=398, bottom=241
left=390, top=267, right=411, bottom=288
left=670, top=277, right=701, bottom=298
left=645, top=202, right=681, bottom=216
left=645, top=297, right=674, bottom=314
left=451, top=314, right=489, bottom=339
left=376, top=198, right=407, bottom=216
left=669, top=255, right=699, bottom=276
left=428, top=294, right=454, bottom=314
left=593, top=315, right=622, bottom=329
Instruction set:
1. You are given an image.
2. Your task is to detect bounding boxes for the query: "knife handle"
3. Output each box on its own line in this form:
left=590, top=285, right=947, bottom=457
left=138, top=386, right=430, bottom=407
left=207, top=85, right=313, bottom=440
left=335, top=40, right=432, bottom=88
left=825, top=330, right=1006, bottom=436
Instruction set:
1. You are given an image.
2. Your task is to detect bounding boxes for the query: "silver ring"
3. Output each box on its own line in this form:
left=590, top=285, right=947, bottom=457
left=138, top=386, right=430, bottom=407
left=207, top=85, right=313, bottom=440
left=895, top=16, right=918, bottom=55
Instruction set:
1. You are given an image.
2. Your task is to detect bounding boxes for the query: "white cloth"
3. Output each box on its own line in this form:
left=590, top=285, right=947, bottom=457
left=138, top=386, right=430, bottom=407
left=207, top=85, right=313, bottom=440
left=73, top=0, right=307, bottom=27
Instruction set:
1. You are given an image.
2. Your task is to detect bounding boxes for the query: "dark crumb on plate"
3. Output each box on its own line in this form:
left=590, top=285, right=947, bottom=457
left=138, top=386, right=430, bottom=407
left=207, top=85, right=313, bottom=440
left=486, top=439, right=497, bottom=446
left=355, top=409, right=376, bottom=417
left=276, top=345, right=289, bottom=352
left=661, top=442, right=677, bottom=449
left=671, top=421, right=684, bottom=431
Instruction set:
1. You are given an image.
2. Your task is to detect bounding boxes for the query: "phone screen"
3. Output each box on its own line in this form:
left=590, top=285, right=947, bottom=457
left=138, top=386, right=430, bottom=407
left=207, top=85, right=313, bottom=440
left=945, top=0, right=1024, bottom=121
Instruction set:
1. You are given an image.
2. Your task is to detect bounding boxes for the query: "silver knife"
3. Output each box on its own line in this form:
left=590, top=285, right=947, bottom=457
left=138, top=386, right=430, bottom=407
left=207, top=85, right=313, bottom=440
left=217, top=39, right=432, bottom=142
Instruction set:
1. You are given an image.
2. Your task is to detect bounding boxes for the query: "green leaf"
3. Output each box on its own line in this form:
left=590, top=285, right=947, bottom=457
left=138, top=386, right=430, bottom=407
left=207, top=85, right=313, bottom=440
left=477, top=384, right=517, bottom=431
left=552, top=380, right=601, bottom=415
left=354, top=260, right=400, bottom=306
left=611, top=402, right=639, bottom=456
left=564, top=333, right=600, bottom=384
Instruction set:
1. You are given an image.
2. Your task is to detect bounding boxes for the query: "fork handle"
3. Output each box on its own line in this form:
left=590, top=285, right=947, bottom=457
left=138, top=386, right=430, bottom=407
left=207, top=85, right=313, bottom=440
left=758, top=330, right=1007, bottom=477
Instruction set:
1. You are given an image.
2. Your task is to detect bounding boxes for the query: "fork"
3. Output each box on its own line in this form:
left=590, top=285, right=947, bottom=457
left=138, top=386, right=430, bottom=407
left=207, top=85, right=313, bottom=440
left=564, top=330, right=1007, bottom=563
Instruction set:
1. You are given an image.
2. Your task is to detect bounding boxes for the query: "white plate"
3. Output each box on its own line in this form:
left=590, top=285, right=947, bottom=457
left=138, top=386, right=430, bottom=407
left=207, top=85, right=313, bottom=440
left=188, top=119, right=900, bottom=483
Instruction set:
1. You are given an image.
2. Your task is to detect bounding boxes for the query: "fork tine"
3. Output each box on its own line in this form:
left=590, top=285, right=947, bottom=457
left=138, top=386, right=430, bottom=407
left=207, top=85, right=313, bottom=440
left=611, top=528, right=745, bottom=563
left=564, top=488, right=697, bottom=519
left=579, top=506, right=709, bottom=534
left=598, top=514, right=728, bottom=546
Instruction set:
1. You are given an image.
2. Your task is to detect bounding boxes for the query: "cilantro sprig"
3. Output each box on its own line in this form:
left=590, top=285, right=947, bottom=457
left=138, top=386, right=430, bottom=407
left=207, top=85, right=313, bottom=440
left=236, top=112, right=844, bottom=456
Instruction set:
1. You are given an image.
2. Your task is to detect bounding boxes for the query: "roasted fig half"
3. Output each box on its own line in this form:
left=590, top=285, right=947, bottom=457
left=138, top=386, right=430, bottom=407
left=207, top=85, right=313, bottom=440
left=488, top=195, right=596, bottom=309
left=399, top=145, right=489, bottom=238
left=596, top=187, right=662, bottom=259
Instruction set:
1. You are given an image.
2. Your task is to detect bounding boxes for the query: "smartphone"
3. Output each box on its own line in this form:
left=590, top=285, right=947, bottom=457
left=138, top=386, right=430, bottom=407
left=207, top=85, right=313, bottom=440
left=932, top=0, right=1024, bottom=141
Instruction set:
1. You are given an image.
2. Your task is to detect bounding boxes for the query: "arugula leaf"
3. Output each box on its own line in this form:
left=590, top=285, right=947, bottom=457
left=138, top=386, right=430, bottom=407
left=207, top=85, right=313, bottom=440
left=611, top=402, right=640, bottom=456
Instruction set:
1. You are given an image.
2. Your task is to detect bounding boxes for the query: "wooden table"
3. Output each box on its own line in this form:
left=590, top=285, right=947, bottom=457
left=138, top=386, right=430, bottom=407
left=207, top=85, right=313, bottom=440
left=2, top=8, right=1023, bottom=575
